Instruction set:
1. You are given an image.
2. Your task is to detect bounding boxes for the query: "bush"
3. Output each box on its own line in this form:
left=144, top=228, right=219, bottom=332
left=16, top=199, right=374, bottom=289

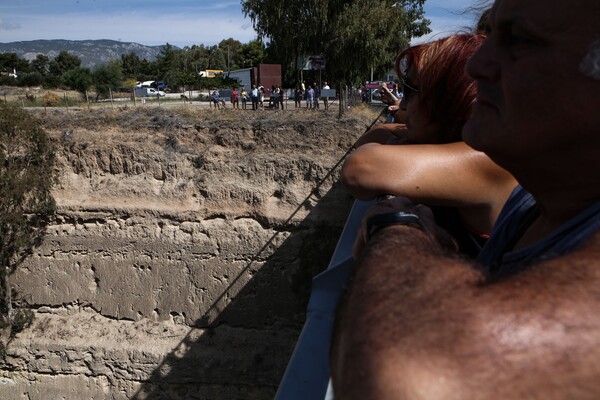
left=42, top=75, right=62, bottom=89
left=17, top=72, right=43, bottom=87
left=0, top=76, right=17, bottom=87
left=42, top=92, right=61, bottom=107
left=24, top=92, right=36, bottom=105
left=0, top=104, right=56, bottom=355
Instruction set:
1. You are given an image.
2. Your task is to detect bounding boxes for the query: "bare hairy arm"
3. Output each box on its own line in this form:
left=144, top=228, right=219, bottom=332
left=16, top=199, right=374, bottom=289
left=340, top=141, right=517, bottom=232
left=332, top=221, right=600, bottom=400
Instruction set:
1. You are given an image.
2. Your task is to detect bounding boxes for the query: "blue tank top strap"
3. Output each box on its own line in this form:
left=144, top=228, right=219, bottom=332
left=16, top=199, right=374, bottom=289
left=477, top=186, right=600, bottom=278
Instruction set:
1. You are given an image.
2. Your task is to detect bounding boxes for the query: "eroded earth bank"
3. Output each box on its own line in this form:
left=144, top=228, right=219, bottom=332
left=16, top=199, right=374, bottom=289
left=0, top=105, right=375, bottom=399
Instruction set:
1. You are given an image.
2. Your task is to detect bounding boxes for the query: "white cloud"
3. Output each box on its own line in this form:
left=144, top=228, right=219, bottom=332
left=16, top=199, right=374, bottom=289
left=412, top=14, right=475, bottom=45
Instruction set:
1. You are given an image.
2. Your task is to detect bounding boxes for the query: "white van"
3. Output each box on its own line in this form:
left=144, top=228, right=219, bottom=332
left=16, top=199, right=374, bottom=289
left=135, top=87, right=166, bottom=97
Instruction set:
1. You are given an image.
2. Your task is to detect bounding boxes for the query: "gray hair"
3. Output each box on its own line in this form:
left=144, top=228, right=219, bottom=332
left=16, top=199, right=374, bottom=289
left=579, top=39, right=600, bottom=80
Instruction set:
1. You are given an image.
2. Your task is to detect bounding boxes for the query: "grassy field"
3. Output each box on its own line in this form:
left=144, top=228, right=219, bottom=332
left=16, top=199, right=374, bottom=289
left=0, top=85, right=204, bottom=109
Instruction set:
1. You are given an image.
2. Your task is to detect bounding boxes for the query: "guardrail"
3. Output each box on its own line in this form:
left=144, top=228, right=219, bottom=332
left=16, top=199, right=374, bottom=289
left=275, top=199, right=375, bottom=400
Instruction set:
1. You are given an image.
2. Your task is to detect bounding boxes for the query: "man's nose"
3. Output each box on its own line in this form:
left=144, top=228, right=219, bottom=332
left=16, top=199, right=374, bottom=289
left=465, top=38, right=500, bottom=81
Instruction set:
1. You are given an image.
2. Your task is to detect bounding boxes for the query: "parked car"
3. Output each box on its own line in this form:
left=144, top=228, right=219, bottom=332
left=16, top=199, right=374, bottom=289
left=151, top=81, right=168, bottom=91
left=134, top=87, right=166, bottom=97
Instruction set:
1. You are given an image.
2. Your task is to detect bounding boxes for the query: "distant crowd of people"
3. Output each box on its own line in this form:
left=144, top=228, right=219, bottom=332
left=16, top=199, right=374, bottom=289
left=293, top=81, right=331, bottom=110
left=208, top=81, right=333, bottom=111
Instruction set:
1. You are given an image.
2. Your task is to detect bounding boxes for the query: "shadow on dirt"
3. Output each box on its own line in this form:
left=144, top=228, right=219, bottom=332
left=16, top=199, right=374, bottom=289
left=132, top=180, right=354, bottom=399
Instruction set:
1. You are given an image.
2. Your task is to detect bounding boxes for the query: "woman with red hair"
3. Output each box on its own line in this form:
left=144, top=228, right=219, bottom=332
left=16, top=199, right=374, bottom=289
left=342, top=34, right=517, bottom=256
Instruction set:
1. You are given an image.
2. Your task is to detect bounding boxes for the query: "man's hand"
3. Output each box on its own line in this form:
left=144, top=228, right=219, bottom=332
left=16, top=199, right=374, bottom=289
left=352, top=196, right=457, bottom=260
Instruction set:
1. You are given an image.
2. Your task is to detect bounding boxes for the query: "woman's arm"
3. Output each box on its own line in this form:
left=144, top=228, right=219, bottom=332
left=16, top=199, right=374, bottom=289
left=340, top=141, right=517, bottom=232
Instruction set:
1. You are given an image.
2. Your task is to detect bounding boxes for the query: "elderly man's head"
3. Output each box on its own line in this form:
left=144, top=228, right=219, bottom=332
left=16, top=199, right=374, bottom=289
left=463, top=0, right=600, bottom=172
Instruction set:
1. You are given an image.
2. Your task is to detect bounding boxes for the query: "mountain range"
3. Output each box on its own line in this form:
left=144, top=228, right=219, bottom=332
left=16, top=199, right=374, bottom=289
left=0, top=39, right=172, bottom=68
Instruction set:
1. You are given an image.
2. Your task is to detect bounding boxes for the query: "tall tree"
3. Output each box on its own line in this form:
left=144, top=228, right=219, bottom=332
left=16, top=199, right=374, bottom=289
left=0, top=53, right=30, bottom=75
left=48, top=51, right=82, bottom=78
left=93, top=60, right=124, bottom=99
left=242, top=0, right=430, bottom=84
left=184, top=44, right=211, bottom=73
left=218, top=38, right=243, bottom=70
left=120, top=52, right=143, bottom=79
left=155, top=43, right=180, bottom=80
left=209, top=46, right=227, bottom=70
left=62, top=67, right=93, bottom=97
left=239, top=39, right=266, bottom=68
left=30, top=54, right=50, bottom=76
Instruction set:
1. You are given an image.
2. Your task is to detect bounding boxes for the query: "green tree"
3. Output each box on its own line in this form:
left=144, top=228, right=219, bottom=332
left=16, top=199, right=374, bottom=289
left=209, top=46, right=227, bottom=70
left=0, top=104, right=56, bottom=353
left=239, top=39, right=266, bottom=68
left=185, top=44, right=211, bottom=72
left=242, top=0, right=430, bottom=84
left=328, top=0, right=429, bottom=83
left=218, top=38, right=243, bottom=70
left=16, top=72, right=44, bottom=88
left=48, top=51, right=82, bottom=78
left=155, top=43, right=180, bottom=80
left=0, top=53, right=30, bottom=86
left=0, top=53, right=30, bottom=76
left=92, top=60, right=124, bottom=99
left=62, top=67, right=93, bottom=97
left=30, top=54, right=50, bottom=76
left=120, top=52, right=155, bottom=82
left=120, top=52, right=143, bottom=79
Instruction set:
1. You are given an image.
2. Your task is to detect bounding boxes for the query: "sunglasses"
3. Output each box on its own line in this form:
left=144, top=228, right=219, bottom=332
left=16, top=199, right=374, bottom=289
left=398, top=55, right=410, bottom=76
left=401, top=78, right=419, bottom=102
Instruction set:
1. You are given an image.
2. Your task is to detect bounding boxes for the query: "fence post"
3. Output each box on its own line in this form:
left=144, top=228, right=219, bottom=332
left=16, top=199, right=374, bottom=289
left=338, top=84, right=343, bottom=119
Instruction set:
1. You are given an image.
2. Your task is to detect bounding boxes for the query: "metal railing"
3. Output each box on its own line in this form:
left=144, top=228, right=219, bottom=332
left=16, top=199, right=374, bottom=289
left=275, top=199, right=375, bottom=400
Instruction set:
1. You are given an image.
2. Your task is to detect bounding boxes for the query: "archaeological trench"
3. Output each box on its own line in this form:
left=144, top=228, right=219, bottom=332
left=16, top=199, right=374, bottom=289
left=0, top=106, right=375, bottom=399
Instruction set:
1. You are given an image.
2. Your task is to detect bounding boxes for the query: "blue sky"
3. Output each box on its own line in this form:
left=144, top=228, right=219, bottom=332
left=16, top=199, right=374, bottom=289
left=0, top=0, right=481, bottom=48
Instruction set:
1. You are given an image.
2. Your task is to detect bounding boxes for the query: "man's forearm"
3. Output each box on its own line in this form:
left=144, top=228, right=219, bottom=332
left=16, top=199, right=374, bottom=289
left=331, top=224, right=481, bottom=399
left=332, top=226, right=600, bottom=399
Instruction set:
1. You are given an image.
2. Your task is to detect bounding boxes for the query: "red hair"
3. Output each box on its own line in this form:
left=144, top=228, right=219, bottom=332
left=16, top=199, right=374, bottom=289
left=395, top=34, right=486, bottom=143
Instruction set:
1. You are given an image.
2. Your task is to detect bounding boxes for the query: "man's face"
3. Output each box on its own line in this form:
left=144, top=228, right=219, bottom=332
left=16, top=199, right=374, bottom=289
left=463, top=0, right=600, bottom=166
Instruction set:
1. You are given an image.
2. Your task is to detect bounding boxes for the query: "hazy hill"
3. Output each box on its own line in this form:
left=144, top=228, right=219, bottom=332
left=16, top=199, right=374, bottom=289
left=0, top=39, right=172, bottom=68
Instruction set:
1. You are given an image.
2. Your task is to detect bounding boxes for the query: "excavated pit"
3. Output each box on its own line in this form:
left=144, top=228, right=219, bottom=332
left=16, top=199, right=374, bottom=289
left=1, top=105, right=378, bottom=399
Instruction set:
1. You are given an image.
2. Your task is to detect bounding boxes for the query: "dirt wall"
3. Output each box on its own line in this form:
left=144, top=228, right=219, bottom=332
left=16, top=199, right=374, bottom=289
left=0, top=106, right=375, bottom=399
